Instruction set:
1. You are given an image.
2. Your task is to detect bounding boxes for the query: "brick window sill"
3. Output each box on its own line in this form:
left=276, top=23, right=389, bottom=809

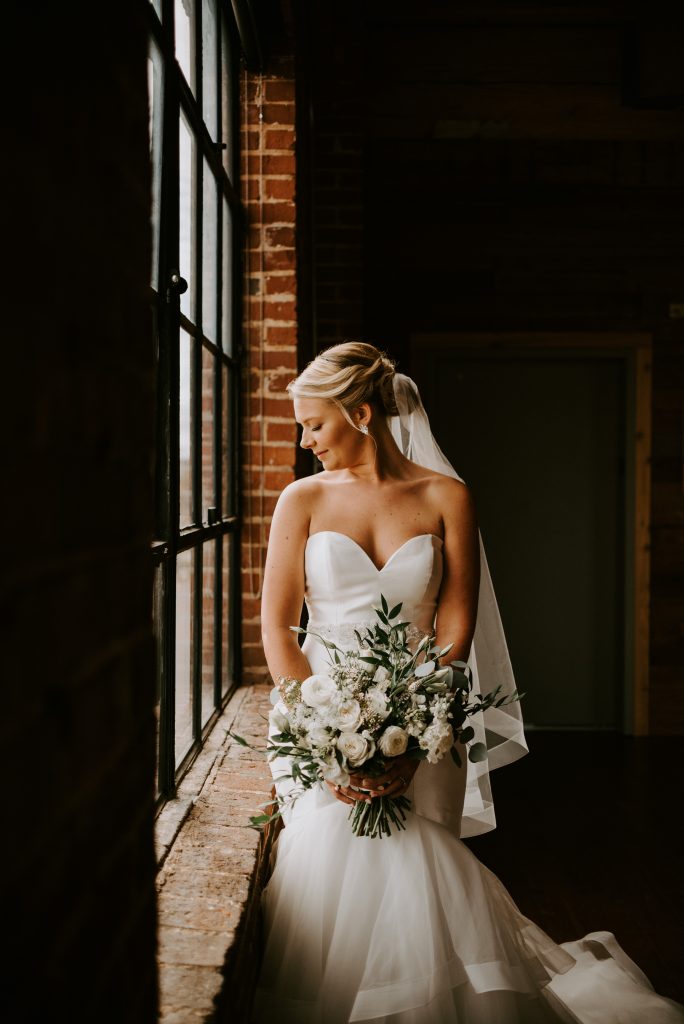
left=155, top=683, right=277, bottom=1023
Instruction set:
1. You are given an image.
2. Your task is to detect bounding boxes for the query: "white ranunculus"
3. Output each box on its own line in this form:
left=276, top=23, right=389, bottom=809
left=321, top=760, right=350, bottom=788
left=378, top=725, right=409, bottom=757
left=337, top=731, right=374, bottom=767
left=365, top=686, right=389, bottom=718
left=300, top=673, right=337, bottom=708
left=332, top=698, right=363, bottom=732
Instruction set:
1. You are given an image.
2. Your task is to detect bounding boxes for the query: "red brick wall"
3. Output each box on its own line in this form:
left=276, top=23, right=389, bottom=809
left=240, top=53, right=299, bottom=683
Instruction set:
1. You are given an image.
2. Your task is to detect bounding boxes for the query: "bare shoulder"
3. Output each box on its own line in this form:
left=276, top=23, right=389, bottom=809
left=423, top=472, right=477, bottom=529
left=271, top=475, right=325, bottom=534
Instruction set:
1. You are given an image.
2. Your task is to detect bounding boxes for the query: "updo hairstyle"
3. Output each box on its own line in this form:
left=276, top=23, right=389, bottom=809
left=286, top=341, right=401, bottom=432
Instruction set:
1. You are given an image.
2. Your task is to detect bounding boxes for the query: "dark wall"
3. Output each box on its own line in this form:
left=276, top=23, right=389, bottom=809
left=1, top=3, right=158, bottom=1018
left=303, top=1, right=684, bottom=732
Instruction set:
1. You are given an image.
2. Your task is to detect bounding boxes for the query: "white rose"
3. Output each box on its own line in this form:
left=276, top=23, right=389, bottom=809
left=300, top=673, right=337, bottom=709
left=378, top=725, right=409, bottom=757
left=336, top=731, right=375, bottom=767
left=332, top=698, right=363, bottom=732
left=321, top=760, right=350, bottom=788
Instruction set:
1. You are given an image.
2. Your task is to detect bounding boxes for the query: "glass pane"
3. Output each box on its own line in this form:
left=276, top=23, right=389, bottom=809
left=221, top=533, right=232, bottom=696
left=152, top=561, right=164, bottom=796
left=221, top=200, right=233, bottom=352
left=175, top=0, right=196, bottom=94
left=202, top=0, right=218, bottom=139
left=220, top=14, right=235, bottom=178
left=202, top=345, right=215, bottom=514
left=147, top=39, right=164, bottom=290
left=175, top=549, right=195, bottom=766
left=221, top=362, right=231, bottom=515
left=202, top=540, right=217, bottom=726
left=179, top=110, right=197, bottom=323
left=179, top=329, right=194, bottom=526
left=202, top=160, right=218, bottom=342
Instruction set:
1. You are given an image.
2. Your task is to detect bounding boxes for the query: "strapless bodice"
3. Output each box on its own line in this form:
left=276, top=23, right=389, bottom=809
left=303, top=531, right=443, bottom=640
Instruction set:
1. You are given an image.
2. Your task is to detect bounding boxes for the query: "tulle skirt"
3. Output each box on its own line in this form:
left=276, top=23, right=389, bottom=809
left=252, top=785, right=684, bottom=1023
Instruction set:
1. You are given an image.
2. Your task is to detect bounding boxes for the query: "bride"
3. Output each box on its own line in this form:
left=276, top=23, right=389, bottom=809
left=251, top=341, right=684, bottom=1023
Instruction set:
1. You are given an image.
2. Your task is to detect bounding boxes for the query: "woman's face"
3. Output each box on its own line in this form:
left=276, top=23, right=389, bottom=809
left=293, top=397, right=365, bottom=470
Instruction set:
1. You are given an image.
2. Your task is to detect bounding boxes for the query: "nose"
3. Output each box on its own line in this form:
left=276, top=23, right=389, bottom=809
left=300, top=428, right=314, bottom=449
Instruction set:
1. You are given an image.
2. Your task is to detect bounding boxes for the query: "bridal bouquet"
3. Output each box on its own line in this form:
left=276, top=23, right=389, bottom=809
left=230, top=596, right=523, bottom=839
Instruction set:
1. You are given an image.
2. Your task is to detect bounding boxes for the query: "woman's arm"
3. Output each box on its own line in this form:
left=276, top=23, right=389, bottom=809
left=261, top=479, right=315, bottom=684
left=433, top=478, right=480, bottom=665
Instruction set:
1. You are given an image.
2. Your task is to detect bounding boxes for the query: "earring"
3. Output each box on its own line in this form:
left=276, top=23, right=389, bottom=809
left=359, top=424, right=369, bottom=435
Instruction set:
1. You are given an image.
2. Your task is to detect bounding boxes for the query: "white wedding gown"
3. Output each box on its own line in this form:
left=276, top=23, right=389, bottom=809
left=252, top=531, right=684, bottom=1024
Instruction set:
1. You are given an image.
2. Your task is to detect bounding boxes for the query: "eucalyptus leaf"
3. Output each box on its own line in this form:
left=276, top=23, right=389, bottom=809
left=389, top=602, right=403, bottom=618
left=450, top=745, right=462, bottom=768
left=468, top=742, right=488, bottom=763
left=381, top=593, right=389, bottom=614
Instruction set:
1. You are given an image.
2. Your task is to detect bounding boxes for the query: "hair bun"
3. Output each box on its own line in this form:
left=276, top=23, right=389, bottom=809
left=287, top=340, right=401, bottom=419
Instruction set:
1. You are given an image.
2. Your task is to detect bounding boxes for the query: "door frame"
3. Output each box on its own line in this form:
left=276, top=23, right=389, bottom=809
left=409, top=332, right=652, bottom=736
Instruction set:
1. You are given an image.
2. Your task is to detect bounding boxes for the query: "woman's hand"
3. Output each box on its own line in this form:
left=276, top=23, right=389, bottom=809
left=326, top=753, right=420, bottom=805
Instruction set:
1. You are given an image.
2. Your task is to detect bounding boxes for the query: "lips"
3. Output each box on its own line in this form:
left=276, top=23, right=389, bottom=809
left=315, top=450, right=328, bottom=458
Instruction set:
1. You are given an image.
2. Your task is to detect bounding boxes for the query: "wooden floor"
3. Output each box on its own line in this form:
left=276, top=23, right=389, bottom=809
left=464, top=730, right=684, bottom=1005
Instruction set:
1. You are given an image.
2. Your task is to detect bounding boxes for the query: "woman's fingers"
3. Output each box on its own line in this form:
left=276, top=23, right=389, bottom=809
left=325, top=781, right=370, bottom=805
left=359, top=761, right=411, bottom=791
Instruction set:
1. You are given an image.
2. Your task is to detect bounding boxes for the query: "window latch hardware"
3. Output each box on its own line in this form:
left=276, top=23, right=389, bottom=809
left=167, top=270, right=188, bottom=303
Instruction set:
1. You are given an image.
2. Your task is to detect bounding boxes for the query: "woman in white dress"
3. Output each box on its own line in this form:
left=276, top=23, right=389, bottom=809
left=252, top=341, right=684, bottom=1024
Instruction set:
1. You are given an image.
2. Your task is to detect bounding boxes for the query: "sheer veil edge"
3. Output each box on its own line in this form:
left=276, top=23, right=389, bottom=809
left=389, top=371, right=528, bottom=838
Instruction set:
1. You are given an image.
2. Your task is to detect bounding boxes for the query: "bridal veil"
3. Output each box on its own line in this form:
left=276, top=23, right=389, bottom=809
left=389, top=371, right=528, bottom=838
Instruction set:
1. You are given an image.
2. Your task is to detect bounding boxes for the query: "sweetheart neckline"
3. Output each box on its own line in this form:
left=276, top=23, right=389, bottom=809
left=306, top=530, right=443, bottom=574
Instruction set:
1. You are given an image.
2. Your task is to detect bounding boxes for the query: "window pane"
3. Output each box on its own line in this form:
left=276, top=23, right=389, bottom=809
left=175, top=0, right=196, bottom=95
left=221, top=362, right=231, bottom=515
left=221, top=534, right=232, bottom=695
left=175, top=549, right=195, bottom=765
left=221, top=200, right=233, bottom=352
left=179, top=329, right=194, bottom=527
left=152, top=561, right=164, bottom=797
left=220, top=14, right=236, bottom=178
left=179, top=111, right=197, bottom=323
left=202, top=345, right=215, bottom=514
left=202, top=0, right=218, bottom=139
left=202, top=540, right=217, bottom=726
left=202, top=160, right=218, bottom=341
left=147, top=39, right=164, bottom=290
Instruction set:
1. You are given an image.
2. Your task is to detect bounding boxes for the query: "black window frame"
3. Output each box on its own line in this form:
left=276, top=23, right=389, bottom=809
left=147, top=0, right=245, bottom=803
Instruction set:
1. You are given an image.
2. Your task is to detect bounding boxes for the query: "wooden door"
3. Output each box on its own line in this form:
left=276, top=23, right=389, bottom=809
left=411, top=347, right=628, bottom=729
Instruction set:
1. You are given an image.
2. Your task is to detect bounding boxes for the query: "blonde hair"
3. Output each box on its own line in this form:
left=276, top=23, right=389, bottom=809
left=286, top=341, right=400, bottom=431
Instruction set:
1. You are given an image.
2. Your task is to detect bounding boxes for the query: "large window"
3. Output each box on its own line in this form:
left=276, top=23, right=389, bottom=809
left=147, top=0, right=242, bottom=800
